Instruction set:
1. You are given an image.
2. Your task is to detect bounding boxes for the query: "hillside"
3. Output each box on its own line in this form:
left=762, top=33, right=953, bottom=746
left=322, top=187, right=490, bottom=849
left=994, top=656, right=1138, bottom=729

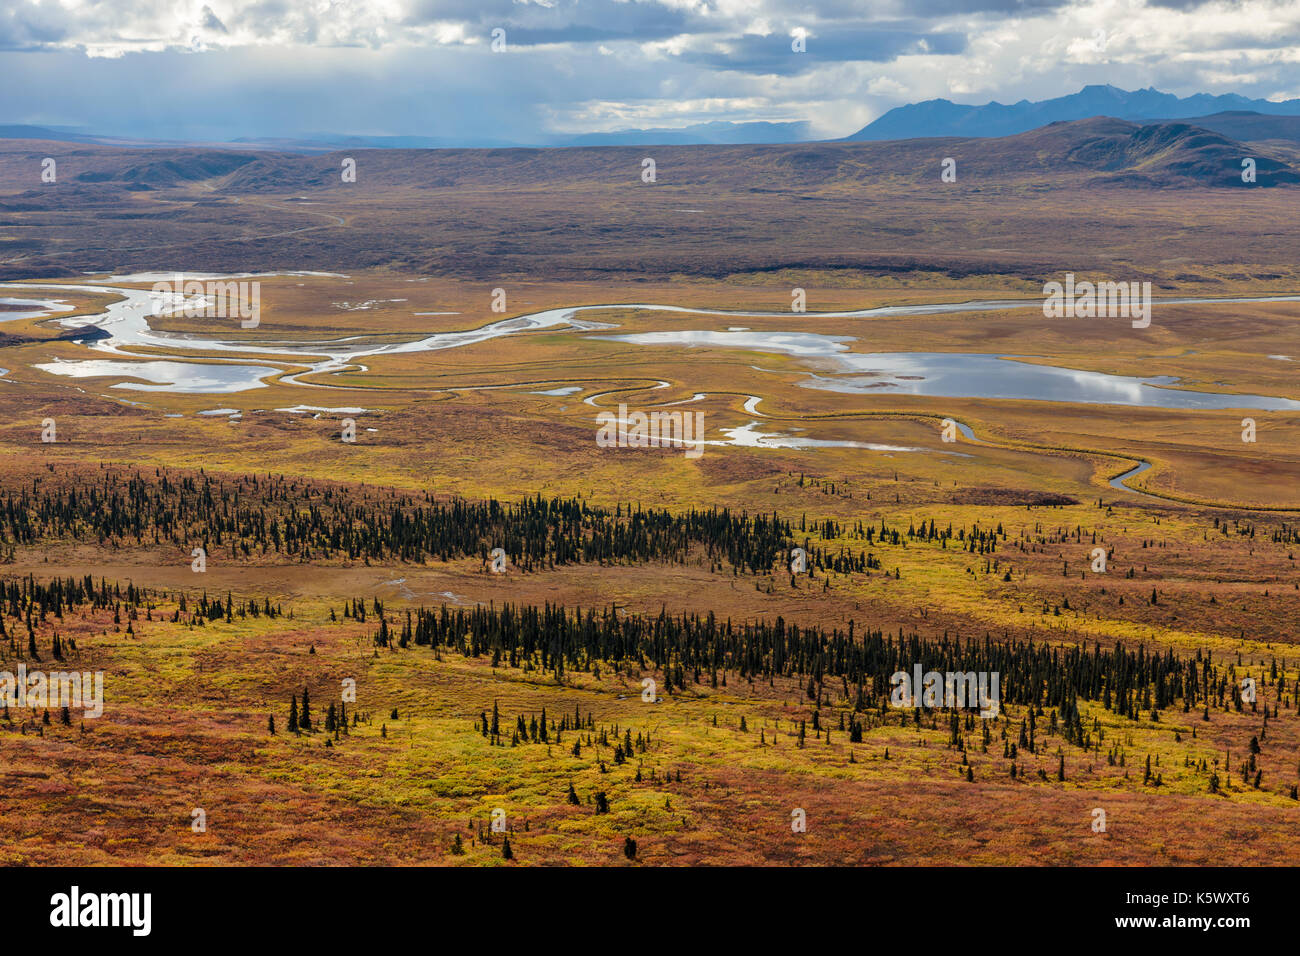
left=1159, top=111, right=1300, bottom=145
left=2, top=117, right=1287, bottom=194
left=0, top=118, right=1296, bottom=282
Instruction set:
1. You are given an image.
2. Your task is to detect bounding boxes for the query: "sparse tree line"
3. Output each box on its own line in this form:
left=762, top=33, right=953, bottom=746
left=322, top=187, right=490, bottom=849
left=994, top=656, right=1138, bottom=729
left=0, top=573, right=286, bottom=663
left=10, top=467, right=1284, bottom=583
left=3, top=471, right=1292, bottom=606
left=353, top=597, right=1296, bottom=724
left=0, top=467, right=801, bottom=573
left=340, top=595, right=1300, bottom=801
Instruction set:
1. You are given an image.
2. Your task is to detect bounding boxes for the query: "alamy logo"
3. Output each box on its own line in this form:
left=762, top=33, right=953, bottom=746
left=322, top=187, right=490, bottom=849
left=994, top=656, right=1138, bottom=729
left=50, top=886, right=151, bottom=936
left=150, top=273, right=261, bottom=328
left=0, top=664, right=103, bottom=718
left=595, top=404, right=705, bottom=459
left=1043, top=273, right=1151, bottom=328
left=890, top=664, right=1000, bottom=718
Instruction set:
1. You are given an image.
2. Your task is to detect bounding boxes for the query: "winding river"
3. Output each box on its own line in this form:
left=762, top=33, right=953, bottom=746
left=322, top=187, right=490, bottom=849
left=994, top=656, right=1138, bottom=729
left=5, top=278, right=1300, bottom=415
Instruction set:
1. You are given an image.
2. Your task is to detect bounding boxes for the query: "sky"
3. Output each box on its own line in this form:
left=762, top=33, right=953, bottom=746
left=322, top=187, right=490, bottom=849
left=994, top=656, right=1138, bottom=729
left=2, top=0, right=1299, bottom=143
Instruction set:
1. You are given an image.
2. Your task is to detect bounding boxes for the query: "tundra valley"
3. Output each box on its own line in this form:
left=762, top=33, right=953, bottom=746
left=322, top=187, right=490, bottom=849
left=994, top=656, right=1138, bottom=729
left=2, top=107, right=1300, bottom=869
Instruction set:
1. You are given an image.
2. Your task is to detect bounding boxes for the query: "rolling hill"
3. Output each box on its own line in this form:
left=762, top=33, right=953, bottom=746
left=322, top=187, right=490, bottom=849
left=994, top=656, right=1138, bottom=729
left=0, top=117, right=1295, bottom=282
left=2, top=116, right=1284, bottom=194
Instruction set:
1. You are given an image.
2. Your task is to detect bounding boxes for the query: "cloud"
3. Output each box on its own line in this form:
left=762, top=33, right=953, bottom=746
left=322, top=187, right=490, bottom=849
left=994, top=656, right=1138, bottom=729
left=886, top=0, right=1074, bottom=11
left=1141, top=0, right=1231, bottom=8
left=0, top=1, right=77, bottom=50
left=678, top=25, right=968, bottom=74
left=3, top=0, right=1300, bottom=143
left=407, top=0, right=698, bottom=45
left=200, top=6, right=228, bottom=34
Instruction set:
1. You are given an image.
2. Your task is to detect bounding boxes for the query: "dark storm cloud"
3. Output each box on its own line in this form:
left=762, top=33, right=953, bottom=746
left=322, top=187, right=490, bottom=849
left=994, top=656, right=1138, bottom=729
left=680, top=26, right=968, bottom=74
left=897, top=0, right=1073, bottom=12
left=200, top=6, right=229, bottom=34
left=402, top=0, right=697, bottom=44
left=0, top=2, right=74, bottom=49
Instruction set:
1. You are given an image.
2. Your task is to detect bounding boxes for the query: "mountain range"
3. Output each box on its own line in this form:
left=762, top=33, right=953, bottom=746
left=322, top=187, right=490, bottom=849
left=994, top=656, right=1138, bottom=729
left=5, top=86, right=1300, bottom=150
left=847, top=85, right=1300, bottom=141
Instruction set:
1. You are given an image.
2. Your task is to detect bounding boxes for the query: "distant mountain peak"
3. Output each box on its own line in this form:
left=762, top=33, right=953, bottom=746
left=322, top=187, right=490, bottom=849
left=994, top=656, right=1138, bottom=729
left=847, top=85, right=1300, bottom=142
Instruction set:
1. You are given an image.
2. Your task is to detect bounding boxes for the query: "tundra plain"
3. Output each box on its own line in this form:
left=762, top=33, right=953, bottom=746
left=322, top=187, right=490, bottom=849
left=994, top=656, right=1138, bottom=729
left=1, top=127, right=1299, bottom=865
